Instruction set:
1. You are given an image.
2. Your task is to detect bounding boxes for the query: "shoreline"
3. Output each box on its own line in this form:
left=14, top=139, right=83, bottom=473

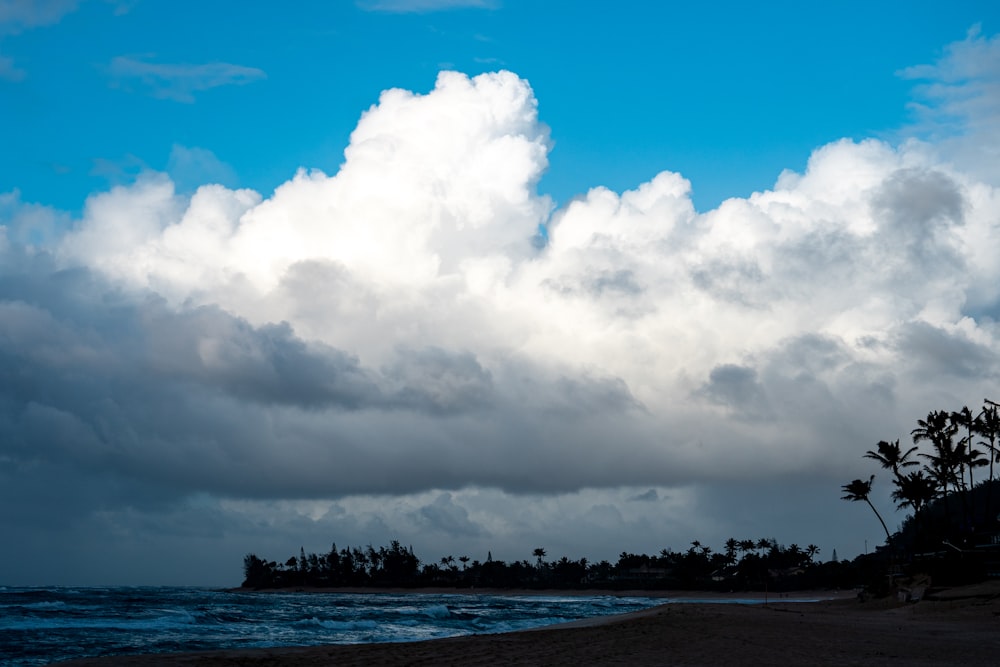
left=226, top=585, right=857, bottom=601
left=54, top=583, right=1000, bottom=666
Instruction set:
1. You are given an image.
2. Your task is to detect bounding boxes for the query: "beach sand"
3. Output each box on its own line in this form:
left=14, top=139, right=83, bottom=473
left=55, top=583, right=1000, bottom=666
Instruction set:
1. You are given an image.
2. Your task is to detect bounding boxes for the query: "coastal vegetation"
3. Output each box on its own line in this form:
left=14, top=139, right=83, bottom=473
left=243, top=398, right=1000, bottom=593
left=842, top=398, right=1000, bottom=589
left=242, top=537, right=849, bottom=591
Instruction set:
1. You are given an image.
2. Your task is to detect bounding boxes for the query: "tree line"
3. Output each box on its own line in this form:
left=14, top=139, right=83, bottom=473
left=841, top=398, right=1000, bottom=553
left=242, top=537, right=859, bottom=591
left=242, top=398, right=1000, bottom=593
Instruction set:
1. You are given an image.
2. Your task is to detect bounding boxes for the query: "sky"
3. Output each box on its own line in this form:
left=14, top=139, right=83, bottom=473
left=1, top=0, right=999, bottom=586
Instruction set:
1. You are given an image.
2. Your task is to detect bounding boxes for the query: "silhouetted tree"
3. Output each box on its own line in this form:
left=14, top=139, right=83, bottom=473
left=951, top=407, right=987, bottom=490
left=841, top=475, right=891, bottom=543
left=864, top=439, right=918, bottom=482
left=914, top=410, right=961, bottom=522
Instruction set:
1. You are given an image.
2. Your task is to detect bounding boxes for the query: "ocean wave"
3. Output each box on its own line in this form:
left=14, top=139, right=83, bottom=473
left=24, top=600, right=67, bottom=610
left=0, top=587, right=663, bottom=666
left=296, top=617, right=380, bottom=631
left=421, top=604, right=454, bottom=619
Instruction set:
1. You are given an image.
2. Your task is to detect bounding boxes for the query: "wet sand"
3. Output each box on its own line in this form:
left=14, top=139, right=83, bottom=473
left=55, top=583, right=1000, bottom=666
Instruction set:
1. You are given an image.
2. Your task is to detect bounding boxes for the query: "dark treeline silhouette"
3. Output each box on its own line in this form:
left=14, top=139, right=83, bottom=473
left=242, top=397, right=1000, bottom=594
left=842, top=398, right=1000, bottom=589
left=242, top=538, right=863, bottom=592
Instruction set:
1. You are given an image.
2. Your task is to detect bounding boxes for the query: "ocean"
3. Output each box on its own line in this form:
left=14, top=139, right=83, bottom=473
left=0, top=586, right=667, bottom=665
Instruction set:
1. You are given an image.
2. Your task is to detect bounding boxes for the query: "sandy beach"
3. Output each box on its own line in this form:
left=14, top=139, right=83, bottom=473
left=55, top=583, right=1000, bottom=666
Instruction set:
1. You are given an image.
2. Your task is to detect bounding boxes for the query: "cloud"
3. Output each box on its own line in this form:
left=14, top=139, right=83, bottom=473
left=899, top=24, right=1000, bottom=183
left=699, top=364, right=772, bottom=420
left=3, top=49, right=1000, bottom=582
left=629, top=489, right=659, bottom=502
left=0, top=52, right=24, bottom=80
left=357, top=0, right=498, bottom=13
left=412, top=492, right=484, bottom=538
left=103, top=0, right=137, bottom=16
left=108, top=56, right=266, bottom=103
left=0, top=0, right=78, bottom=35
left=0, top=0, right=79, bottom=80
left=9, top=71, right=1000, bottom=495
left=166, top=145, right=239, bottom=192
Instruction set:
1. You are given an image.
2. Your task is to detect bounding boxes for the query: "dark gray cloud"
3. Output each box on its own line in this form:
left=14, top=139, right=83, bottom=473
left=698, top=364, right=772, bottom=420
left=141, top=305, right=381, bottom=409
left=0, top=246, right=666, bottom=517
left=871, top=168, right=966, bottom=268
left=895, top=320, right=999, bottom=380
left=383, top=346, right=495, bottom=414
left=412, top=492, right=484, bottom=538
left=629, top=488, right=659, bottom=502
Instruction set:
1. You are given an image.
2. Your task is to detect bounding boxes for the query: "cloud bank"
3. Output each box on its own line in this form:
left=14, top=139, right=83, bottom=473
left=2, top=40, right=999, bottom=583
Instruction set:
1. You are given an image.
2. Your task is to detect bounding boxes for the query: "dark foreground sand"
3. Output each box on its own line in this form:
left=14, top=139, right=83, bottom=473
left=56, top=583, right=1000, bottom=666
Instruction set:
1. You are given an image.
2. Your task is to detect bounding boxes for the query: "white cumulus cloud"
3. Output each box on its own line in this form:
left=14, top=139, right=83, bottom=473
left=2, top=43, right=1000, bottom=583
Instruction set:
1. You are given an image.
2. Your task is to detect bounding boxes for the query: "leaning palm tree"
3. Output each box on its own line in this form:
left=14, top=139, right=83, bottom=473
left=841, top=475, right=891, bottom=543
left=864, top=439, right=919, bottom=482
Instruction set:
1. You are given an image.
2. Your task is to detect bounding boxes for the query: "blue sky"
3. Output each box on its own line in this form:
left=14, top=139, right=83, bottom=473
left=3, top=0, right=995, bottom=213
left=2, top=1, right=1000, bottom=586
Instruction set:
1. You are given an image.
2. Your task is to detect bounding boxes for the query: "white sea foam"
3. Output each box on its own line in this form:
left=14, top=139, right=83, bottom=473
left=0, top=587, right=664, bottom=666
left=421, top=604, right=453, bottom=619
left=24, top=600, right=67, bottom=610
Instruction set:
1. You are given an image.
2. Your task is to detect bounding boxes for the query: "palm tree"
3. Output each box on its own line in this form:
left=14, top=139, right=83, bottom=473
left=756, top=538, right=772, bottom=556
left=841, top=475, right=891, bottom=543
left=804, top=544, right=820, bottom=563
left=864, top=439, right=918, bottom=482
left=532, top=548, right=547, bottom=569
left=976, top=402, right=1000, bottom=514
left=951, top=407, right=986, bottom=489
left=786, top=543, right=803, bottom=566
left=975, top=403, right=1000, bottom=483
left=892, top=470, right=939, bottom=546
left=440, top=555, right=456, bottom=573
left=961, top=445, right=989, bottom=490
left=912, top=410, right=959, bottom=464
left=724, top=538, right=739, bottom=566
left=891, top=470, right=938, bottom=517
left=914, top=410, right=962, bottom=515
